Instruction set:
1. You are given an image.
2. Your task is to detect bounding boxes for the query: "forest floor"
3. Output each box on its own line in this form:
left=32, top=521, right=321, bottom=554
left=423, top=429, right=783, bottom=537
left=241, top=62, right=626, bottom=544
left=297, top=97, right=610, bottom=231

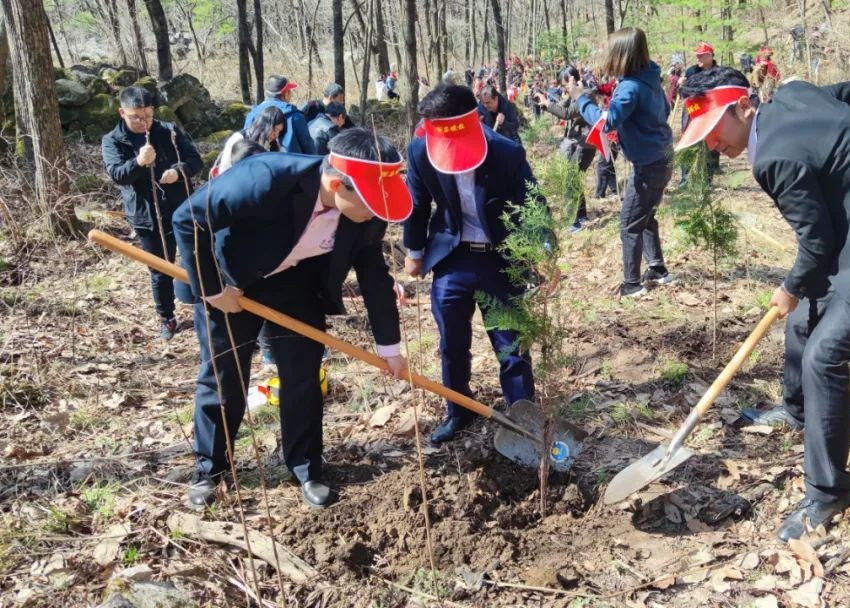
left=1, top=130, right=849, bottom=608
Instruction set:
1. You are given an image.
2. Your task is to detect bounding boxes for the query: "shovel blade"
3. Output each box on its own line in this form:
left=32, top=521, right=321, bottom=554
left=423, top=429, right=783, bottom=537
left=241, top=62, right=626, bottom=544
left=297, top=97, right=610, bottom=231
left=493, top=400, right=585, bottom=473
left=603, top=443, right=694, bottom=505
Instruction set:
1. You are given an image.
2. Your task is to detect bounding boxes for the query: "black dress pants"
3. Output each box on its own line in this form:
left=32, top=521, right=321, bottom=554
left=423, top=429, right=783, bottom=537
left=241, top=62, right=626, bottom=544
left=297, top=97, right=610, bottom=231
left=783, top=290, right=850, bottom=503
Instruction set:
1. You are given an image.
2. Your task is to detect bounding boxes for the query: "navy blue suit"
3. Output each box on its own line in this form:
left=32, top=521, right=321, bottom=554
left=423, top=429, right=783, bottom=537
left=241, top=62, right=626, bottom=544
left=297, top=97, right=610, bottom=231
left=173, top=152, right=400, bottom=483
left=404, top=128, right=542, bottom=420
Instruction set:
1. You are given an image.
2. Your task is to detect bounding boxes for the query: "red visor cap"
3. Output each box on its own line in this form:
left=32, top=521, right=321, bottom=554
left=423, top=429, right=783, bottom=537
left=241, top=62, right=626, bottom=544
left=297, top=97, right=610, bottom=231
left=675, top=85, right=749, bottom=151
left=328, top=153, right=413, bottom=223
left=423, top=109, right=488, bottom=174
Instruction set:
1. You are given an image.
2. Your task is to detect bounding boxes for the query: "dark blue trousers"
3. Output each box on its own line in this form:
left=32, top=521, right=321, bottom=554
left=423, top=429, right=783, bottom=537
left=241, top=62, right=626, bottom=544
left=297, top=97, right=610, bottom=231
left=783, top=290, right=850, bottom=503
left=136, top=227, right=177, bottom=320
left=192, top=259, right=326, bottom=484
left=431, top=249, right=535, bottom=421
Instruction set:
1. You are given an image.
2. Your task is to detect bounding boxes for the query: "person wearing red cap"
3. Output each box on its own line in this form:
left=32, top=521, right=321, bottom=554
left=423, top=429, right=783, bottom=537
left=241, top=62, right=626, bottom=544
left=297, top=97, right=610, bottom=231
left=404, top=84, right=550, bottom=444
left=677, top=66, right=850, bottom=541
left=243, top=74, right=316, bottom=155
left=172, top=128, right=412, bottom=510
left=679, top=42, right=721, bottom=183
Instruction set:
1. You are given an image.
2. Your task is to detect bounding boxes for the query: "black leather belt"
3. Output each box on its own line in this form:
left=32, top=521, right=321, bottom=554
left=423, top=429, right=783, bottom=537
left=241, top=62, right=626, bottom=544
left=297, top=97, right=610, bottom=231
left=459, top=242, right=494, bottom=253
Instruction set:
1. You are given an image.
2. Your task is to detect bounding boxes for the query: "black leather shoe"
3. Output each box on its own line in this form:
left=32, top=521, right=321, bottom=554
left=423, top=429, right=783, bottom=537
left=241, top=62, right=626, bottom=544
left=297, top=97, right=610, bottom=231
left=430, top=416, right=473, bottom=444
left=301, top=480, right=333, bottom=509
left=741, top=406, right=804, bottom=431
left=777, top=496, right=850, bottom=541
left=186, top=470, right=223, bottom=510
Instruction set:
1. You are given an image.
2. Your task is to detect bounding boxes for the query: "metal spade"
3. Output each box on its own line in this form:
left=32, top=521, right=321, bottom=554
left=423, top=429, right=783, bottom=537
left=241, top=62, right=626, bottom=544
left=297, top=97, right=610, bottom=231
left=494, top=399, right=587, bottom=472
left=603, top=307, right=781, bottom=504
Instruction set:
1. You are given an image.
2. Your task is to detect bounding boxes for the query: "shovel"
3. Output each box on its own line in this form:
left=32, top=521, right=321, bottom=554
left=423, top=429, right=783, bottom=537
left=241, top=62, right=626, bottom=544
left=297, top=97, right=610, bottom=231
left=88, top=230, right=585, bottom=472
left=603, top=306, right=781, bottom=504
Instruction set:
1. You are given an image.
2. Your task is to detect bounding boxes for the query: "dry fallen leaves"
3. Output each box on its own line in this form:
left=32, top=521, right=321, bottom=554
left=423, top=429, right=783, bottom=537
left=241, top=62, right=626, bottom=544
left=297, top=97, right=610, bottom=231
left=786, top=577, right=824, bottom=608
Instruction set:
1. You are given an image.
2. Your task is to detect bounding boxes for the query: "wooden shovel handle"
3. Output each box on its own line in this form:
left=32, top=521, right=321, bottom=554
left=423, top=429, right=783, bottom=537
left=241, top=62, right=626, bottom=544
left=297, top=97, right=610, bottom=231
left=88, top=230, right=495, bottom=419
left=694, top=306, right=781, bottom=418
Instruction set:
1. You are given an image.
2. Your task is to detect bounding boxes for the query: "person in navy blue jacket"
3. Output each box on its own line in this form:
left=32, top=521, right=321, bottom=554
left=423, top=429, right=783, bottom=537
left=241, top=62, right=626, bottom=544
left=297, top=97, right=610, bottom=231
left=172, top=128, right=411, bottom=510
left=102, top=86, right=202, bottom=340
left=404, top=84, right=554, bottom=444
left=243, top=75, right=316, bottom=154
left=568, top=27, right=675, bottom=298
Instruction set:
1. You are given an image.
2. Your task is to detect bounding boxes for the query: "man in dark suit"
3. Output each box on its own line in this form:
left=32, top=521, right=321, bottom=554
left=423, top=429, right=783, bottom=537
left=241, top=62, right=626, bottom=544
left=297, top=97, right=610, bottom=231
left=677, top=67, right=850, bottom=541
left=404, top=84, right=552, bottom=444
left=172, top=128, right=412, bottom=509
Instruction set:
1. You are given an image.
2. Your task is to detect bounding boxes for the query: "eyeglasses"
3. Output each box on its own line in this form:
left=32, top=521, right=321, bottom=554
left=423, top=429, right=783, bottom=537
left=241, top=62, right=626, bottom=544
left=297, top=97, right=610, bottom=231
left=123, top=111, right=153, bottom=123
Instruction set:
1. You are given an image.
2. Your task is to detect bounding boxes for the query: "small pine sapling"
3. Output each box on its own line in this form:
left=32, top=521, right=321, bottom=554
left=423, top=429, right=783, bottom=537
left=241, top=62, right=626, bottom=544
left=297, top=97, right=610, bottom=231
left=672, top=144, right=738, bottom=360
left=476, top=155, right=582, bottom=513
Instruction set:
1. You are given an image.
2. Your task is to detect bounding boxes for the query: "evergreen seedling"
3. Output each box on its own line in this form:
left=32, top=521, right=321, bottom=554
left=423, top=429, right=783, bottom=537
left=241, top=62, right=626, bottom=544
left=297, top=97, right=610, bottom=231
left=476, top=155, right=582, bottom=513
left=672, top=144, right=738, bottom=360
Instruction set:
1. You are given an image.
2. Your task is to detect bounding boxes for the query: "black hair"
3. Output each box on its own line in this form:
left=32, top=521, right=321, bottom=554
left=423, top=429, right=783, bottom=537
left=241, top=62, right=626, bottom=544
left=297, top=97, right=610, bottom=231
left=417, top=84, right=478, bottom=119
left=678, top=66, right=751, bottom=99
left=321, top=127, right=400, bottom=189
left=325, top=101, right=346, bottom=117
left=245, top=105, right=286, bottom=150
left=559, top=65, right=580, bottom=83
left=119, top=86, right=153, bottom=109
left=231, top=140, right=266, bottom=164
left=324, top=83, right=344, bottom=99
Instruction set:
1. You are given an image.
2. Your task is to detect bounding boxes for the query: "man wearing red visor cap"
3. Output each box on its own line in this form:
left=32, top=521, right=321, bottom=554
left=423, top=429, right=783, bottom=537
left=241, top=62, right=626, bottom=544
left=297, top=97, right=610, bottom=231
left=173, top=128, right=412, bottom=510
left=404, top=84, right=554, bottom=444
left=678, top=66, right=850, bottom=541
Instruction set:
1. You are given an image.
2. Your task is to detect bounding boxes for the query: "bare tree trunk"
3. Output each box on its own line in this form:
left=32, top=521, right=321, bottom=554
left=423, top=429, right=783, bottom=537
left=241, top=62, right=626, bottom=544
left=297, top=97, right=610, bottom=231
left=332, top=0, right=345, bottom=88
left=0, top=20, right=8, bottom=97
left=604, top=0, right=615, bottom=34
left=358, top=0, right=373, bottom=125
left=399, top=0, right=418, bottom=136
left=236, top=0, right=252, bottom=103
left=2, top=0, right=79, bottom=235
left=560, top=0, right=569, bottom=60
left=373, top=1, right=390, bottom=76
left=482, top=0, right=490, bottom=65
left=101, top=0, right=128, bottom=64
left=253, top=0, right=264, bottom=103
left=490, top=0, right=507, bottom=93
left=721, top=0, right=733, bottom=66
left=143, top=0, right=172, bottom=80
left=126, top=0, right=149, bottom=73
left=42, top=14, right=66, bottom=70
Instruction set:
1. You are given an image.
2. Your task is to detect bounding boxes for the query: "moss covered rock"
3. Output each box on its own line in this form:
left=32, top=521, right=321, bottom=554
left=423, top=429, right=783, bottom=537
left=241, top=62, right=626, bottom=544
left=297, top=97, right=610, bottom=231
left=218, top=102, right=250, bottom=131
left=87, top=78, right=112, bottom=96
left=201, top=149, right=220, bottom=180
left=103, top=67, right=140, bottom=87
left=55, top=79, right=90, bottom=107
left=54, top=67, right=75, bottom=81
left=133, top=76, right=159, bottom=101
left=59, top=93, right=119, bottom=141
left=154, top=105, right=179, bottom=124
left=203, top=130, right=233, bottom=144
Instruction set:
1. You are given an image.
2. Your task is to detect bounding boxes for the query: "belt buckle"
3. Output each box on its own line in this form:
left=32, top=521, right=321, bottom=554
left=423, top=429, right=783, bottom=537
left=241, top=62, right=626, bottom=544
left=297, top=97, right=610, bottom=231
left=468, top=242, right=488, bottom=253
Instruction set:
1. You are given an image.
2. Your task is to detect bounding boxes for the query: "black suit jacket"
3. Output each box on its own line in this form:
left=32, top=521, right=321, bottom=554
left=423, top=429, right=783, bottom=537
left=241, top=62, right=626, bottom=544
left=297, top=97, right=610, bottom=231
left=404, top=127, right=546, bottom=274
left=753, top=80, right=850, bottom=299
left=172, top=152, right=400, bottom=346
